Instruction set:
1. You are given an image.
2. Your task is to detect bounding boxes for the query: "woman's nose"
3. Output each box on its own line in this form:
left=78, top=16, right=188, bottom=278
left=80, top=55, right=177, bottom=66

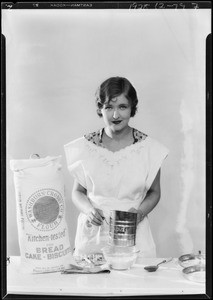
left=113, top=109, right=119, bottom=119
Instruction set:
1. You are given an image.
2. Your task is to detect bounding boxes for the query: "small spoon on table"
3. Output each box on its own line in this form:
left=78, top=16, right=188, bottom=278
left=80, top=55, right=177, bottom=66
left=144, top=258, right=173, bottom=272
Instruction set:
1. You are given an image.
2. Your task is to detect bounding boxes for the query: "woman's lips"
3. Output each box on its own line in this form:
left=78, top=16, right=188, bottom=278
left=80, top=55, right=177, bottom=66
left=112, top=120, right=122, bottom=124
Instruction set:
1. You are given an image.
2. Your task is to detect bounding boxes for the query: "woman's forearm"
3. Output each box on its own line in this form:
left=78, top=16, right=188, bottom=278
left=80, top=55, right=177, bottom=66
left=138, top=189, right=161, bottom=217
left=72, top=189, right=93, bottom=215
left=129, top=170, right=161, bottom=223
left=139, top=169, right=161, bottom=218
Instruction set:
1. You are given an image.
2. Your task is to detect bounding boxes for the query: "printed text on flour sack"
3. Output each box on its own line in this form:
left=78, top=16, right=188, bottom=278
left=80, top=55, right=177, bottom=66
left=25, top=228, right=71, bottom=260
left=27, top=228, right=66, bottom=242
left=25, top=244, right=72, bottom=260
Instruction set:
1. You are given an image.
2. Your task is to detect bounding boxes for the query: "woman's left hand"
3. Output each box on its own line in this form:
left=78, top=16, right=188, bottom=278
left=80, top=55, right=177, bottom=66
left=128, top=207, right=145, bottom=225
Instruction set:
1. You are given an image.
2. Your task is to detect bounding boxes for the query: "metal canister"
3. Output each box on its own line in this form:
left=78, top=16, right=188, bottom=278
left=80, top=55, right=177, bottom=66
left=109, top=210, right=137, bottom=247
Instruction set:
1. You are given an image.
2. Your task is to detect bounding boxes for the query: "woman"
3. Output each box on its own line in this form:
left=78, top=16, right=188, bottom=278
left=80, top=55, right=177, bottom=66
left=64, top=76, right=169, bottom=258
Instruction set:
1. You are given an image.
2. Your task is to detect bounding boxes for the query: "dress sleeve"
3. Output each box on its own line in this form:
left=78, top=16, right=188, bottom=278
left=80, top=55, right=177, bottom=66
left=64, top=138, right=87, bottom=189
left=145, top=138, right=169, bottom=191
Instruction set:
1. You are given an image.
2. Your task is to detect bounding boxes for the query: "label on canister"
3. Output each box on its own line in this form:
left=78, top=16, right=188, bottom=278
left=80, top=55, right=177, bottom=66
left=109, top=210, right=137, bottom=246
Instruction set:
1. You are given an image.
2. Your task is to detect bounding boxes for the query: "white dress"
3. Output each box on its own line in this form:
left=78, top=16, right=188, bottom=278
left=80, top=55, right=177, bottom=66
left=64, top=128, right=169, bottom=258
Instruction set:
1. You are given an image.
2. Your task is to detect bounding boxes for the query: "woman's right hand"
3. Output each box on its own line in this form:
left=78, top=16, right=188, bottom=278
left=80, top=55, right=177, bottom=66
left=86, top=208, right=104, bottom=226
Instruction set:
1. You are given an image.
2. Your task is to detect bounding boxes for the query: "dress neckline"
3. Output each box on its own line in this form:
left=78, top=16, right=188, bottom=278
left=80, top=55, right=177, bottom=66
left=84, top=128, right=148, bottom=155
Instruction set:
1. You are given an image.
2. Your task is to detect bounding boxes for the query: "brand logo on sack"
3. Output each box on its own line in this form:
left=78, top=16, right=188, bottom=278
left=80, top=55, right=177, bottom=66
left=26, top=189, right=64, bottom=231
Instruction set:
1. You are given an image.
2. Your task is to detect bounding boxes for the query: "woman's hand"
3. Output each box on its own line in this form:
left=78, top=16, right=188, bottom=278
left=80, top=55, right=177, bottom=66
left=128, top=207, right=145, bottom=225
left=86, top=208, right=104, bottom=227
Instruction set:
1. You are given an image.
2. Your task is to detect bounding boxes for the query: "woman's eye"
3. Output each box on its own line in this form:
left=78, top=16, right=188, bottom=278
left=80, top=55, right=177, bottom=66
left=105, top=106, right=112, bottom=110
left=120, top=106, right=127, bottom=110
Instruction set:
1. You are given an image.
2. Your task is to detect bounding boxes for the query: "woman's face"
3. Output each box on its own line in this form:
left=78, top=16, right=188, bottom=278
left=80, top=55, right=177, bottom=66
left=101, top=94, right=132, bottom=132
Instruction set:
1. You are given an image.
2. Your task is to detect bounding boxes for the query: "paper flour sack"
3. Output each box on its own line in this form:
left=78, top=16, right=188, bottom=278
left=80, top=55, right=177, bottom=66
left=10, top=155, right=74, bottom=273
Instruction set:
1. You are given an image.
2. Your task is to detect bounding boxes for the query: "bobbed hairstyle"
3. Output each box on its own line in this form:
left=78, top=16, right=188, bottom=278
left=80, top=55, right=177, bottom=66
left=95, top=76, right=138, bottom=117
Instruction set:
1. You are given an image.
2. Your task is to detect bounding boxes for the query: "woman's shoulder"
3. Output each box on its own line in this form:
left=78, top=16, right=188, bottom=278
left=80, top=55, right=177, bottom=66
left=144, top=134, right=169, bottom=155
left=64, top=129, right=102, bottom=155
left=64, top=136, right=85, bottom=150
left=64, top=136, right=88, bottom=165
left=133, top=128, right=169, bottom=152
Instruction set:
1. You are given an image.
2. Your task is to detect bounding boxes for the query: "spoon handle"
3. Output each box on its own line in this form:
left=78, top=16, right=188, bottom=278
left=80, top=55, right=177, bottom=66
left=157, top=259, right=167, bottom=266
left=157, top=257, right=173, bottom=266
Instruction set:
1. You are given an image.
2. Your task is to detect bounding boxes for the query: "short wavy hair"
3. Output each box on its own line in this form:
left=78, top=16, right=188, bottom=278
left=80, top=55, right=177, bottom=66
left=95, top=76, right=138, bottom=117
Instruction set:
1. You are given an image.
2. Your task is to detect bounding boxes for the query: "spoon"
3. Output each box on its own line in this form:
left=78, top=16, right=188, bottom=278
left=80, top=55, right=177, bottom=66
left=144, top=258, right=172, bottom=272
